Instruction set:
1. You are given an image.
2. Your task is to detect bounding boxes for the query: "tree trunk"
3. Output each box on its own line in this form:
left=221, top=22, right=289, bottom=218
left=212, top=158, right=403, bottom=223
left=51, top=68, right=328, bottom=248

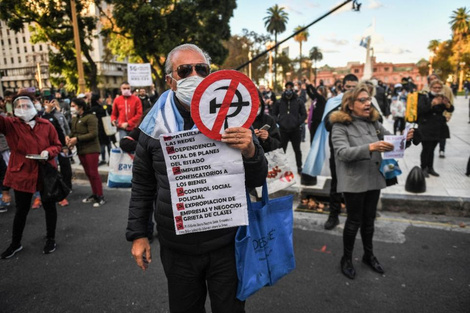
left=274, top=32, right=278, bottom=91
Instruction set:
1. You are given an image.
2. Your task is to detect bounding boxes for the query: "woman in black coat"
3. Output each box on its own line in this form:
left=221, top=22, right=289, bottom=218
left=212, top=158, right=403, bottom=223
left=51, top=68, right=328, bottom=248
left=417, top=80, right=454, bottom=177
left=90, top=93, right=112, bottom=165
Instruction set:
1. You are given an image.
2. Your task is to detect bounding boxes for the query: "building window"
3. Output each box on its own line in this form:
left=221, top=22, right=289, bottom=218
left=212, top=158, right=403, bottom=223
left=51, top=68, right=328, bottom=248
left=18, top=56, right=21, bottom=63
left=8, top=38, right=11, bottom=45
left=0, top=39, right=3, bottom=46
left=11, top=57, right=14, bottom=64
left=384, top=77, right=389, bottom=83
left=3, top=58, right=7, bottom=65
left=113, top=76, right=117, bottom=84
left=39, top=45, right=42, bottom=51
left=32, top=46, right=35, bottom=52
left=16, top=47, right=20, bottom=53
left=354, top=69, right=359, bottom=73
left=25, top=56, right=29, bottom=62
left=23, top=37, right=26, bottom=43
left=6, top=29, right=9, bottom=35
left=15, top=38, right=18, bottom=44
left=24, top=46, right=27, bottom=53
left=373, top=68, right=377, bottom=72
left=384, top=67, right=389, bottom=72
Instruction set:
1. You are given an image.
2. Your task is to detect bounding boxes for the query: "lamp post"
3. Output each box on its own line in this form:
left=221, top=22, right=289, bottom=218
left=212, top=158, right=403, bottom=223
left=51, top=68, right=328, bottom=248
left=70, top=0, right=86, bottom=94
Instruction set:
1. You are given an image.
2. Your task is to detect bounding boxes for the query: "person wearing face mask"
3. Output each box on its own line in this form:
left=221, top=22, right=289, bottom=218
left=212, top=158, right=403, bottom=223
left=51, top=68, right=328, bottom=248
left=111, top=82, right=143, bottom=140
left=417, top=80, right=454, bottom=178
left=272, top=81, right=307, bottom=174
left=67, top=98, right=105, bottom=207
left=252, top=90, right=281, bottom=153
left=0, top=92, right=62, bottom=259
left=126, top=43, right=267, bottom=313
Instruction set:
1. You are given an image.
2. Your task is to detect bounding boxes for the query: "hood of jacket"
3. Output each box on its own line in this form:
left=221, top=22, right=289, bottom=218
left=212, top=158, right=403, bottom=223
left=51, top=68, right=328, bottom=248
left=329, top=107, right=381, bottom=125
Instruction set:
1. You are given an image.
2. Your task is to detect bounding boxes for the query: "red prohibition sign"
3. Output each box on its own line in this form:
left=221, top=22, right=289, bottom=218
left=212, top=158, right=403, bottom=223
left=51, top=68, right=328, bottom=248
left=191, top=70, right=260, bottom=141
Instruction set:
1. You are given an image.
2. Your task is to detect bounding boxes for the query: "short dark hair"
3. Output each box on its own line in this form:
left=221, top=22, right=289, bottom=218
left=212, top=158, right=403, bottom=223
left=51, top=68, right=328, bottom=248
left=71, top=97, right=88, bottom=111
left=285, top=81, right=294, bottom=88
left=342, top=74, right=358, bottom=85
left=121, top=81, right=130, bottom=86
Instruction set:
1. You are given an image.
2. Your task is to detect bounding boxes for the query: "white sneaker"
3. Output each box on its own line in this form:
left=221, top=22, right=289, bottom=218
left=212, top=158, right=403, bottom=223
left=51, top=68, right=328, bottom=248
left=93, top=196, right=106, bottom=208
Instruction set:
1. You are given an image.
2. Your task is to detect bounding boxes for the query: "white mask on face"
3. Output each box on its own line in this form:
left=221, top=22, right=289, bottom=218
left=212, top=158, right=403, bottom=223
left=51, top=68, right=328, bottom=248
left=122, top=89, right=132, bottom=97
left=15, top=107, right=37, bottom=122
left=70, top=107, right=78, bottom=116
left=175, top=76, right=204, bottom=106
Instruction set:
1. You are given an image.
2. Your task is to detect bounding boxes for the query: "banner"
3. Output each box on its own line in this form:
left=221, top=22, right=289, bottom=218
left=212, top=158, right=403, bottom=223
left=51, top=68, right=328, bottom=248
left=161, top=130, right=248, bottom=235
left=127, top=63, right=152, bottom=86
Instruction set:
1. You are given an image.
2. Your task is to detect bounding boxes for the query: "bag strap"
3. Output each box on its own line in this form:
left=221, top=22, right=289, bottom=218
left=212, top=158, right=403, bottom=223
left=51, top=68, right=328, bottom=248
left=246, top=182, right=269, bottom=209
left=373, top=121, right=383, bottom=141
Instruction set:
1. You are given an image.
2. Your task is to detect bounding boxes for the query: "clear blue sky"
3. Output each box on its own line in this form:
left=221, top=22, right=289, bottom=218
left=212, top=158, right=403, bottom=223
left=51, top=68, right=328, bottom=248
left=229, top=0, right=468, bottom=67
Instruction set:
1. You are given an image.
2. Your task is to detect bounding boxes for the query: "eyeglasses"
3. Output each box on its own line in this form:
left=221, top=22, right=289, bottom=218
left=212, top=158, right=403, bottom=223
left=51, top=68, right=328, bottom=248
left=171, top=63, right=210, bottom=79
left=356, top=97, right=372, bottom=104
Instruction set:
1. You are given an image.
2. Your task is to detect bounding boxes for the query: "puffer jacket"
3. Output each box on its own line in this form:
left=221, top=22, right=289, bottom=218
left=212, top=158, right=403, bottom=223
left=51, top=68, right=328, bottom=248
left=69, top=111, right=100, bottom=155
left=330, top=108, right=389, bottom=193
left=272, top=93, right=307, bottom=131
left=126, top=129, right=268, bottom=255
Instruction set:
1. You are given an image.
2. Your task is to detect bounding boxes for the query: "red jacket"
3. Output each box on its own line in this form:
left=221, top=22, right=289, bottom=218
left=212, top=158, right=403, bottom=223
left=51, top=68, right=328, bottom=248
left=0, top=115, right=62, bottom=193
left=111, top=95, right=143, bottom=131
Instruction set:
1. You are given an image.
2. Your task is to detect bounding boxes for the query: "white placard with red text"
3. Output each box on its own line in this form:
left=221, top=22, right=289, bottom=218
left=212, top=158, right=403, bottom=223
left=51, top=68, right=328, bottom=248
left=160, top=129, right=248, bottom=235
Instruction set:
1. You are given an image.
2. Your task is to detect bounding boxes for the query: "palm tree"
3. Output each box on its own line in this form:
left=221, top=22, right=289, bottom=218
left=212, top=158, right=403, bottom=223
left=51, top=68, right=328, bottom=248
left=449, top=7, right=470, bottom=87
left=264, top=4, right=289, bottom=89
left=427, top=39, right=441, bottom=55
left=309, top=46, right=323, bottom=85
left=293, top=25, right=309, bottom=59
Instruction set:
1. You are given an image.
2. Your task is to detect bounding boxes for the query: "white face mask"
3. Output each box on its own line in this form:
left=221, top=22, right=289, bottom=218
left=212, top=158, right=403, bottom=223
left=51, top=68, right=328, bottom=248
left=175, top=76, right=204, bottom=106
left=15, top=107, right=37, bottom=122
left=70, top=107, right=78, bottom=116
left=122, top=89, right=132, bottom=97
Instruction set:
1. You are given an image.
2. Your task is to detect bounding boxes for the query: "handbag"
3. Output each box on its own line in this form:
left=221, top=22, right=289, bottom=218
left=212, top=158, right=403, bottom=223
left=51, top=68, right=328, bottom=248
left=255, top=148, right=296, bottom=196
left=102, top=110, right=117, bottom=136
left=405, top=166, right=426, bottom=193
left=107, top=148, right=134, bottom=188
left=235, top=183, right=295, bottom=301
left=40, top=162, right=71, bottom=202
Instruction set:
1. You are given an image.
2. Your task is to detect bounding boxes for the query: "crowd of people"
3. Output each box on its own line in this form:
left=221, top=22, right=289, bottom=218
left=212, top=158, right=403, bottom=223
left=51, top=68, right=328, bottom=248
left=0, top=41, right=466, bottom=312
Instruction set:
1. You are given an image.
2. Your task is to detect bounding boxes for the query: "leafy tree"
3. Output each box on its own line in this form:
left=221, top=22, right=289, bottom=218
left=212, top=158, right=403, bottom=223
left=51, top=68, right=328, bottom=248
left=221, top=29, right=271, bottom=84
left=309, top=46, right=323, bottom=85
left=429, top=40, right=454, bottom=81
left=102, top=0, right=236, bottom=92
left=449, top=7, right=470, bottom=86
left=264, top=4, right=288, bottom=88
left=0, top=0, right=101, bottom=92
left=293, top=25, right=309, bottom=59
left=416, top=58, right=430, bottom=77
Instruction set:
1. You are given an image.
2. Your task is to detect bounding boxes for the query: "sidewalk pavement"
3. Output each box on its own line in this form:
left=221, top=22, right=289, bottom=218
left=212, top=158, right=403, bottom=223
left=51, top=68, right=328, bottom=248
left=70, top=96, right=470, bottom=217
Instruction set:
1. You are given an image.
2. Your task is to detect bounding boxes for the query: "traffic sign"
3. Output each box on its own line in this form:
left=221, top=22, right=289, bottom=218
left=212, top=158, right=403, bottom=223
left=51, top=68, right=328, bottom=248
left=191, top=70, right=259, bottom=141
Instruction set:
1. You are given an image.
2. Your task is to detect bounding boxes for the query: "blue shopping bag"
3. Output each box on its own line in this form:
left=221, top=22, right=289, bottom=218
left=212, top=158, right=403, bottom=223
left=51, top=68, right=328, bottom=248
left=235, top=183, right=295, bottom=301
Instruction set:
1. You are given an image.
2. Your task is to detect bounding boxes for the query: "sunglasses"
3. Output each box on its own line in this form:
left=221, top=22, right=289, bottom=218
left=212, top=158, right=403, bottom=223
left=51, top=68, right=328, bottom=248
left=172, top=63, right=210, bottom=79
left=356, top=97, right=372, bottom=104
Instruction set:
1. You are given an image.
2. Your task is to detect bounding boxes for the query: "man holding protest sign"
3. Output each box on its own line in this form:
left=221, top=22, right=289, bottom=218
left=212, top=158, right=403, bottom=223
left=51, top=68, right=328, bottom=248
left=126, top=44, right=267, bottom=313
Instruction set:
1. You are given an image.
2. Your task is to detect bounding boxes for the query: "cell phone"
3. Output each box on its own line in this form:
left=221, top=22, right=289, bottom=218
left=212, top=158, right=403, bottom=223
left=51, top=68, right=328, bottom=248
left=259, top=124, right=271, bottom=131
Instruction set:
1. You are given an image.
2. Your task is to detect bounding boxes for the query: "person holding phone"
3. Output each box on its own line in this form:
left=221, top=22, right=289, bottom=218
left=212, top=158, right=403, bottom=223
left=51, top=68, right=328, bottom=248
left=0, top=92, right=62, bottom=259
left=252, top=91, right=281, bottom=153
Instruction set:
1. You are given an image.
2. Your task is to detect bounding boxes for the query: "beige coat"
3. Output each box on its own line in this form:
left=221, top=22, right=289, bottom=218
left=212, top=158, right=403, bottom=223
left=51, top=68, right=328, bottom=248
left=330, top=109, right=390, bottom=193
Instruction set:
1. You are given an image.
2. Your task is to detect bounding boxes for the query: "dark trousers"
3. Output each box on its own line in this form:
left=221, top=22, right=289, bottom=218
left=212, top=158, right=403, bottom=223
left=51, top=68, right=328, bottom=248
left=328, top=156, right=343, bottom=217
left=58, top=154, right=72, bottom=190
left=100, top=143, right=111, bottom=162
left=439, top=139, right=446, bottom=152
left=78, top=153, right=103, bottom=197
left=420, top=140, right=439, bottom=170
left=160, top=244, right=245, bottom=313
left=12, top=190, right=57, bottom=245
left=342, top=190, right=381, bottom=259
left=280, top=128, right=302, bottom=171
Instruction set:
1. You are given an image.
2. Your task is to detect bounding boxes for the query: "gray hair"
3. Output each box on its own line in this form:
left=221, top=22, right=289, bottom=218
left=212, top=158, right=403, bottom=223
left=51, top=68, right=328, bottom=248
left=164, top=44, right=211, bottom=75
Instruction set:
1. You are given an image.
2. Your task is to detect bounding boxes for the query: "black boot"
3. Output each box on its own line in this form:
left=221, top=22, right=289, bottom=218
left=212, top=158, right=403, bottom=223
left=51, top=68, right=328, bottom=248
left=427, top=168, right=440, bottom=177
left=324, top=215, right=339, bottom=230
left=422, top=167, right=429, bottom=178
left=362, top=255, right=384, bottom=274
left=340, top=256, right=356, bottom=279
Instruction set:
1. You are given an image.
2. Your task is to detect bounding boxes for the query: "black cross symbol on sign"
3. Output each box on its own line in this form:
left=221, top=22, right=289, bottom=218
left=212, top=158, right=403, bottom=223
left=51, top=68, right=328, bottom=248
left=209, top=86, right=250, bottom=129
